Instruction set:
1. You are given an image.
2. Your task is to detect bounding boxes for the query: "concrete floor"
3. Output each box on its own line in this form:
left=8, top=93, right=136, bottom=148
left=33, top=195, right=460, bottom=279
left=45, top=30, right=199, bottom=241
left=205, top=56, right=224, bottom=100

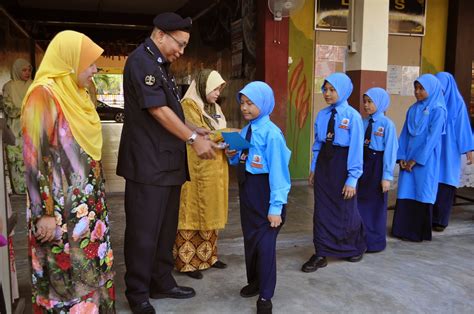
left=8, top=123, right=474, bottom=313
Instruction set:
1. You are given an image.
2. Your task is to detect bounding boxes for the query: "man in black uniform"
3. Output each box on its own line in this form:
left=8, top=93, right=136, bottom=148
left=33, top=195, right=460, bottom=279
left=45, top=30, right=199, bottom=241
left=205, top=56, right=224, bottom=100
left=117, top=12, right=216, bottom=314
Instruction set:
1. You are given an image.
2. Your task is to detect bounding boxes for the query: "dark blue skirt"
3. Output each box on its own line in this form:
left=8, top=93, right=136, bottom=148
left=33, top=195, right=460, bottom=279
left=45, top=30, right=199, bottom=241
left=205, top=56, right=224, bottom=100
left=239, top=173, right=285, bottom=300
left=313, top=145, right=366, bottom=258
left=357, top=149, right=388, bottom=252
left=432, top=183, right=456, bottom=228
left=392, top=199, right=432, bottom=242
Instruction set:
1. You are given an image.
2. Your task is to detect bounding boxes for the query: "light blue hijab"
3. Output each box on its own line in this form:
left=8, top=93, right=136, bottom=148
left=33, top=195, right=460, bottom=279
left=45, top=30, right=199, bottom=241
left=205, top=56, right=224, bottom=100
left=237, top=81, right=275, bottom=122
left=408, top=73, right=446, bottom=136
left=364, top=87, right=390, bottom=117
left=435, top=72, right=465, bottom=124
left=322, top=72, right=353, bottom=107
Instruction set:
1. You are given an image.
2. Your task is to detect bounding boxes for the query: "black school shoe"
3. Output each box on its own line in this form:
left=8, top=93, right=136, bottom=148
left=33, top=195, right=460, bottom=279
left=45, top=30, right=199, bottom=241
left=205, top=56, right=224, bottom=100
left=240, top=281, right=259, bottom=298
left=432, top=224, right=446, bottom=232
left=257, top=298, right=273, bottom=314
left=301, top=255, right=327, bottom=272
left=130, top=301, right=156, bottom=314
left=346, top=253, right=364, bottom=263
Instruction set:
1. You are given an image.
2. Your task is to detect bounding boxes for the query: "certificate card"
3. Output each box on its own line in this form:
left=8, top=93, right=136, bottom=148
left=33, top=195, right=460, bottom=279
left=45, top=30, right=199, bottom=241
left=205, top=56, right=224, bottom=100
left=221, top=132, right=252, bottom=150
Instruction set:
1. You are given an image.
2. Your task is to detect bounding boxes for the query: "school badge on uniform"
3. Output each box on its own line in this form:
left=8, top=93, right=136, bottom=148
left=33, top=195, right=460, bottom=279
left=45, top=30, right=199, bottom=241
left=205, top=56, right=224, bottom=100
left=339, top=118, right=350, bottom=129
left=375, top=126, right=384, bottom=137
left=251, top=154, right=263, bottom=169
left=145, top=75, right=156, bottom=86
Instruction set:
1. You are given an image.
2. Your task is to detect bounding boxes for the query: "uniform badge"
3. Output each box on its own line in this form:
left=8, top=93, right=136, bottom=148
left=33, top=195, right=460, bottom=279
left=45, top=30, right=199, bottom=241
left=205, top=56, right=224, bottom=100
left=251, top=155, right=263, bottom=169
left=339, top=118, right=350, bottom=129
left=375, top=126, right=384, bottom=137
left=145, top=75, right=156, bottom=86
left=157, top=57, right=163, bottom=63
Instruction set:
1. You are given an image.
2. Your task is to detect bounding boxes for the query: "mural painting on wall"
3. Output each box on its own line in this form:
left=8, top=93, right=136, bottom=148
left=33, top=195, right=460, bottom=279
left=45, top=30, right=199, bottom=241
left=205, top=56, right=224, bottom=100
left=315, top=0, right=426, bottom=35
left=288, top=58, right=310, bottom=167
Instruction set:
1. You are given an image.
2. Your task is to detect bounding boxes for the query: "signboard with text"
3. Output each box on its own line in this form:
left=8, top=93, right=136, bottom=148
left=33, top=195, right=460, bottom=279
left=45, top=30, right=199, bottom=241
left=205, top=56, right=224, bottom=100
left=315, top=0, right=426, bottom=35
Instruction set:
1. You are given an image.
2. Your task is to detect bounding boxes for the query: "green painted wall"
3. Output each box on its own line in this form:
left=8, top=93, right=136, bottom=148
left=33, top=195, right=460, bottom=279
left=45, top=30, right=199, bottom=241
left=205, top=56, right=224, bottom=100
left=287, top=1, right=315, bottom=179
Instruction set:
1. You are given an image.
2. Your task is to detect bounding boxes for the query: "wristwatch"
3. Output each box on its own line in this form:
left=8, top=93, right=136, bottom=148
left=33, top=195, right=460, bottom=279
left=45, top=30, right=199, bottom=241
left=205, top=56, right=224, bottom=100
left=186, top=132, right=197, bottom=145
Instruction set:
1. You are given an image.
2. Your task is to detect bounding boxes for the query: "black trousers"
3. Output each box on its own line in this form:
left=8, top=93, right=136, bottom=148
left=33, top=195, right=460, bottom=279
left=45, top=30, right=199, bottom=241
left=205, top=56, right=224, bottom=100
left=124, top=180, right=181, bottom=305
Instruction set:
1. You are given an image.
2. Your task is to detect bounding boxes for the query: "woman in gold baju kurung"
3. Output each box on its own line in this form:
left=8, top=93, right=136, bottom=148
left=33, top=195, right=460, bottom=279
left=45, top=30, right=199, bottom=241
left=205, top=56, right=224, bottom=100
left=173, top=69, right=230, bottom=279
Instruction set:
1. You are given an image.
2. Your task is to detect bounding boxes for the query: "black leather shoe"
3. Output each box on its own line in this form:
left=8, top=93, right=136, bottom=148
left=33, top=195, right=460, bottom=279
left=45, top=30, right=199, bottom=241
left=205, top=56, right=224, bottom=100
left=346, top=253, right=364, bottom=263
left=257, top=297, right=273, bottom=314
left=130, top=301, right=155, bottom=314
left=186, top=270, right=203, bottom=279
left=212, top=260, right=228, bottom=269
left=240, top=281, right=259, bottom=298
left=301, top=255, right=327, bottom=272
left=150, top=286, right=196, bottom=299
left=432, top=224, right=445, bottom=232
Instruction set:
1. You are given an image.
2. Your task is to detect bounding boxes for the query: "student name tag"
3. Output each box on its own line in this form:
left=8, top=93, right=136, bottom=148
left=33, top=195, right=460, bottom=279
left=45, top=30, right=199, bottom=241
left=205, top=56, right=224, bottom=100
left=339, top=118, right=350, bottom=129
left=250, top=155, right=263, bottom=168
left=375, top=126, right=384, bottom=137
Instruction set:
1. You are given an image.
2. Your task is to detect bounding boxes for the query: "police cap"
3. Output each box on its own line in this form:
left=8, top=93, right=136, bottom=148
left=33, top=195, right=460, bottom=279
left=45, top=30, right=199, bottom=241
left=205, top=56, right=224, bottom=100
left=153, top=12, right=192, bottom=32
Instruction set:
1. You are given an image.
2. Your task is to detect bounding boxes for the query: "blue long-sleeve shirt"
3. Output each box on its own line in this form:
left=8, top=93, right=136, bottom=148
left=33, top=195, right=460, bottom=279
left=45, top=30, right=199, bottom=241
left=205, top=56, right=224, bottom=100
left=229, top=115, right=291, bottom=215
left=438, top=101, right=474, bottom=187
left=311, top=103, right=364, bottom=187
left=363, top=112, right=398, bottom=181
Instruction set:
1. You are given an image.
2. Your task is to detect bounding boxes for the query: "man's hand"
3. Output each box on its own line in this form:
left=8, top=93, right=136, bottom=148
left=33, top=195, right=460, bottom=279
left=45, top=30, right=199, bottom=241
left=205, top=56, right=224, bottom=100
left=342, top=185, right=356, bottom=199
left=35, top=216, right=56, bottom=243
left=191, top=136, right=216, bottom=159
left=268, top=215, right=282, bottom=228
left=381, top=180, right=390, bottom=193
left=308, top=172, right=315, bottom=186
left=194, top=127, right=211, bottom=138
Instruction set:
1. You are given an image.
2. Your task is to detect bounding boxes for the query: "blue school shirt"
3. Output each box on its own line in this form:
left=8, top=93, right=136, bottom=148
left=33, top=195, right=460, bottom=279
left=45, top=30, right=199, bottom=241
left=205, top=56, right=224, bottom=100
left=435, top=72, right=474, bottom=187
left=364, top=112, right=398, bottom=181
left=397, top=105, right=446, bottom=203
left=311, top=102, right=364, bottom=187
left=229, top=115, right=291, bottom=215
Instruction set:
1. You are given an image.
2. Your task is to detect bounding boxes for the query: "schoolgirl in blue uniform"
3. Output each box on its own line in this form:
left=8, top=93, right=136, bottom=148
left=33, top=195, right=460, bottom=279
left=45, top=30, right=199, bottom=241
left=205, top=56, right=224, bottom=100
left=432, top=72, right=474, bottom=232
left=302, top=72, right=366, bottom=273
left=392, top=74, right=447, bottom=242
left=357, top=88, right=398, bottom=252
left=226, top=81, right=291, bottom=314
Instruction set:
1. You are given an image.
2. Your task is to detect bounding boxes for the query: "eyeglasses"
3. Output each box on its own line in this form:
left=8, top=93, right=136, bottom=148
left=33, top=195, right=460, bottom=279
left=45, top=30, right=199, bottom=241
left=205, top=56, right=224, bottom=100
left=165, top=32, right=188, bottom=49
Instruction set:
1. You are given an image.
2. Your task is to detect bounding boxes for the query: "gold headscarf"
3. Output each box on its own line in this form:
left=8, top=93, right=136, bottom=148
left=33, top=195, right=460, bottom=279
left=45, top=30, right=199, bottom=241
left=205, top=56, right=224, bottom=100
left=183, top=70, right=226, bottom=130
left=22, top=30, right=104, bottom=160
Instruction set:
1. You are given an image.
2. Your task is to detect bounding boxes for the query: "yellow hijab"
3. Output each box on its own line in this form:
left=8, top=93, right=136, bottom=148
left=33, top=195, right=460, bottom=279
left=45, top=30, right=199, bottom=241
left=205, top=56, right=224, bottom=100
left=22, top=30, right=104, bottom=160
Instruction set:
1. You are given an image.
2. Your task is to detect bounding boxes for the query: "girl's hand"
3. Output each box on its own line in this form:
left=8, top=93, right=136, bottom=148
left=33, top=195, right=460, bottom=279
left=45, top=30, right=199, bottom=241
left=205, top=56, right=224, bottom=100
left=399, top=160, right=407, bottom=170
left=225, top=148, right=237, bottom=158
left=268, top=215, right=282, bottom=228
left=381, top=180, right=390, bottom=193
left=466, top=151, right=473, bottom=165
left=342, top=185, right=356, bottom=199
left=35, top=216, right=56, bottom=243
left=406, top=160, right=416, bottom=172
left=308, top=172, right=315, bottom=186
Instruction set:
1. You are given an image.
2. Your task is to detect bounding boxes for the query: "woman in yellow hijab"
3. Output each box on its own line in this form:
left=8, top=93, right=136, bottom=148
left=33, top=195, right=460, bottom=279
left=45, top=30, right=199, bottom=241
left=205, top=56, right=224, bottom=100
left=21, top=30, right=115, bottom=313
left=2, top=58, right=32, bottom=194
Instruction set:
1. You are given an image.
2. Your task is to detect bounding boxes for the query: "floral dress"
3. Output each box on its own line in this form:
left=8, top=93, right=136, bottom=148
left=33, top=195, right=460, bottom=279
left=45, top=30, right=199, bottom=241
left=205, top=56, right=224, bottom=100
left=22, top=86, right=115, bottom=313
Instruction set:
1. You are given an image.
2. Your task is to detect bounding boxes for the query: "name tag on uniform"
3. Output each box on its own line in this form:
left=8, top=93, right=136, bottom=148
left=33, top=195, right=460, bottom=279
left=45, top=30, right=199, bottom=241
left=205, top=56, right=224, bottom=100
left=375, top=126, right=384, bottom=137
left=250, top=155, right=263, bottom=169
left=339, top=118, right=350, bottom=129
